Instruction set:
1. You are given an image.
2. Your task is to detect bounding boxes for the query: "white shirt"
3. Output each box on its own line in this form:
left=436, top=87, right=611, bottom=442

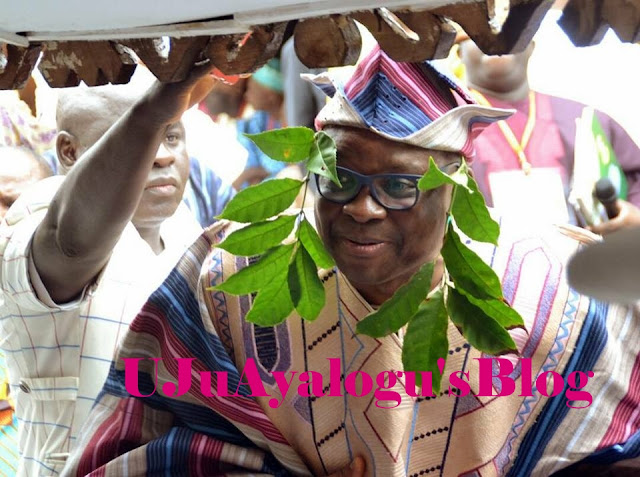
left=0, top=176, right=202, bottom=476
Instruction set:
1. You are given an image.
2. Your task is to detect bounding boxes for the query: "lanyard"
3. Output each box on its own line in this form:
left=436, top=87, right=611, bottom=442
left=472, top=89, right=536, bottom=175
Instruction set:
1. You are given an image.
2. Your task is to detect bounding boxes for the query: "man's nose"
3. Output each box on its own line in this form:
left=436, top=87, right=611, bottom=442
left=154, top=143, right=175, bottom=168
left=342, top=187, right=387, bottom=223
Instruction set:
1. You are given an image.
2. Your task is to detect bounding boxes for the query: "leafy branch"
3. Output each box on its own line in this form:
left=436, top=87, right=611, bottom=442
left=211, top=127, right=525, bottom=395
left=209, top=127, right=338, bottom=324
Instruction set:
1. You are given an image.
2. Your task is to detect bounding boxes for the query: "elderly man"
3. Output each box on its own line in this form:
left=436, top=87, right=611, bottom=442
left=0, top=71, right=210, bottom=475
left=64, top=47, right=639, bottom=477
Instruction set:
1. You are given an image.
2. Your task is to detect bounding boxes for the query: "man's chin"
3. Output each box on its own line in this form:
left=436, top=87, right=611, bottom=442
left=334, top=255, right=388, bottom=284
left=133, top=202, right=180, bottom=227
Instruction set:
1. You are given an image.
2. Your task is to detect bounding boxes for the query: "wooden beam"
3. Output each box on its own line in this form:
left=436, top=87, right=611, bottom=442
left=26, top=19, right=247, bottom=42
left=38, top=41, right=137, bottom=88
left=434, top=0, right=553, bottom=55
left=294, top=16, right=362, bottom=68
left=0, top=43, right=41, bottom=90
left=120, top=37, right=210, bottom=83
left=204, top=23, right=287, bottom=75
left=558, top=0, right=609, bottom=46
left=601, top=0, right=640, bottom=43
left=351, top=10, right=456, bottom=61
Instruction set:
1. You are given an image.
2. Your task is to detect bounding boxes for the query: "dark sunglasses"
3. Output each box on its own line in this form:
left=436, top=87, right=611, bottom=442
left=315, top=162, right=461, bottom=210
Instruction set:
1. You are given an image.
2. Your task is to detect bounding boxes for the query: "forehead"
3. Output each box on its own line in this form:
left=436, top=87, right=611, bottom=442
left=325, top=126, right=460, bottom=175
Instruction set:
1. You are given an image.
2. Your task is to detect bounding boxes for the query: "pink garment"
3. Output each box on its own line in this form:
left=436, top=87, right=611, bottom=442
left=471, top=91, right=640, bottom=208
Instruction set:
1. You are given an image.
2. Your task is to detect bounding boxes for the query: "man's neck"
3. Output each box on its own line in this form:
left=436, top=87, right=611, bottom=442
left=469, top=80, right=530, bottom=103
left=135, top=225, right=164, bottom=255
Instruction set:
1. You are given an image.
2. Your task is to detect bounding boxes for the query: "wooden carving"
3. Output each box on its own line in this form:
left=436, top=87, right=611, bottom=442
left=294, top=16, right=362, bottom=68
left=434, top=0, right=553, bottom=55
left=119, top=37, right=210, bottom=83
left=601, top=0, right=640, bottom=43
left=0, top=43, right=42, bottom=90
left=39, top=41, right=136, bottom=88
left=204, top=23, right=287, bottom=75
left=558, top=0, right=609, bottom=46
left=351, top=10, right=456, bottom=62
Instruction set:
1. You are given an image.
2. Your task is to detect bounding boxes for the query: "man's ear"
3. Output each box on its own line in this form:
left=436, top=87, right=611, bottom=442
left=56, top=131, right=79, bottom=169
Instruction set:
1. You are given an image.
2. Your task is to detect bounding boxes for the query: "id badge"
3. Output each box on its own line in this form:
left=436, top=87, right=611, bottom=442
left=489, top=168, right=569, bottom=224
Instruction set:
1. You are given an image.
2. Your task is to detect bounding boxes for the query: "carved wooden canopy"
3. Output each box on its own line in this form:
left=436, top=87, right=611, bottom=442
left=1, top=0, right=638, bottom=90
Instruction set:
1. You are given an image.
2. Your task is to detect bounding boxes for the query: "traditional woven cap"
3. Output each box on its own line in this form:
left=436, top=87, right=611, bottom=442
left=308, top=45, right=514, bottom=160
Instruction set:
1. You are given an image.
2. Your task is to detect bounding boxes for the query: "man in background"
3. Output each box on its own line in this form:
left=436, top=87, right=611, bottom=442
left=0, top=145, right=53, bottom=477
left=0, top=70, right=210, bottom=475
left=458, top=38, right=640, bottom=234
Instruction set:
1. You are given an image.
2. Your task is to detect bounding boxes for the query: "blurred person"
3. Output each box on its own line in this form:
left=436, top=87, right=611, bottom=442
left=183, top=76, right=251, bottom=193
left=458, top=39, right=640, bottom=234
left=199, top=76, right=248, bottom=121
left=0, top=146, right=53, bottom=218
left=234, top=58, right=290, bottom=190
left=0, top=145, right=52, bottom=477
left=0, top=70, right=212, bottom=475
left=1, top=83, right=56, bottom=155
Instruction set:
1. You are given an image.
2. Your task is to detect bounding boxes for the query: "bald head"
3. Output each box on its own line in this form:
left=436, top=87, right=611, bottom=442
left=53, top=74, right=161, bottom=173
left=56, top=84, right=143, bottom=151
left=0, top=146, right=53, bottom=218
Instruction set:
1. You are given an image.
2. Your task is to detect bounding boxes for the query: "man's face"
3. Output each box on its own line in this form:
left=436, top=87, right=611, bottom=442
left=459, top=40, right=532, bottom=93
left=314, top=126, right=460, bottom=302
left=72, top=120, right=190, bottom=230
left=131, top=122, right=190, bottom=229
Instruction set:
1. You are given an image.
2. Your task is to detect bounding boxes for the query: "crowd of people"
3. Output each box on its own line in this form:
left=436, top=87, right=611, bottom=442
left=1, top=11, right=639, bottom=477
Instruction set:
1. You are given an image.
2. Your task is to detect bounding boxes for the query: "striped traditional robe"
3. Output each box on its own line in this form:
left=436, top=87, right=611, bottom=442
left=63, top=218, right=640, bottom=477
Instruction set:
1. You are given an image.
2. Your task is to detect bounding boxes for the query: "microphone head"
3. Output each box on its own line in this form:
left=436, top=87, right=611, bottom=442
left=595, top=178, right=617, bottom=203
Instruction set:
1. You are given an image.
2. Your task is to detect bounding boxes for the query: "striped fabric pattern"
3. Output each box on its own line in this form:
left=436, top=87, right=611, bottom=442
left=0, top=351, right=18, bottom=477
left=311, top=45, right=514, bottom=159
left=0, top=176, right=202, bottom=476
left=64, top=219, right=640, bottom=476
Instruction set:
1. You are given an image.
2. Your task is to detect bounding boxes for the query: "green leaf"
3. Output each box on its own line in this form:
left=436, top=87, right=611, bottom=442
left=446, top=287, right=517, bottom=355
left=288, top=245, right=325, bottom=321
left=307, top=131, right=340, bottom=186
left=245, top=278, right=295, bottom=326
left=298, top=219, right=335, bottom=269
left=460, top=290, right=525, bottom=330
left=356, top=261, right=434, bottom=338
left=452, top=174, right=500, bottom=245
left=402, top=290, right=449, bottom=394
left=441, top=227, right=503, bottom=300
left=244, top=127, right=315, bottom=162
left=217, top=179, right=304, bottom=223
left=217, top=215, right=296, bottom=256
left=418, top=157, right=469, bottom=192
left=211, top=244, right=294, bottom=295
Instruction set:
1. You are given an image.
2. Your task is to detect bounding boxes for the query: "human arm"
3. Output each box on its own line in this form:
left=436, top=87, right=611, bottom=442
left=587, top=199, right=640, bottom=236
left=62, top=230, right=307, bottom=476
left=32, top=66, right=216, bottom=303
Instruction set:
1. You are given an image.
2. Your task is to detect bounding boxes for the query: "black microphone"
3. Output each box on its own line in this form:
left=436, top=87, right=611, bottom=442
left=594, top=178, right=621, bottom=219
